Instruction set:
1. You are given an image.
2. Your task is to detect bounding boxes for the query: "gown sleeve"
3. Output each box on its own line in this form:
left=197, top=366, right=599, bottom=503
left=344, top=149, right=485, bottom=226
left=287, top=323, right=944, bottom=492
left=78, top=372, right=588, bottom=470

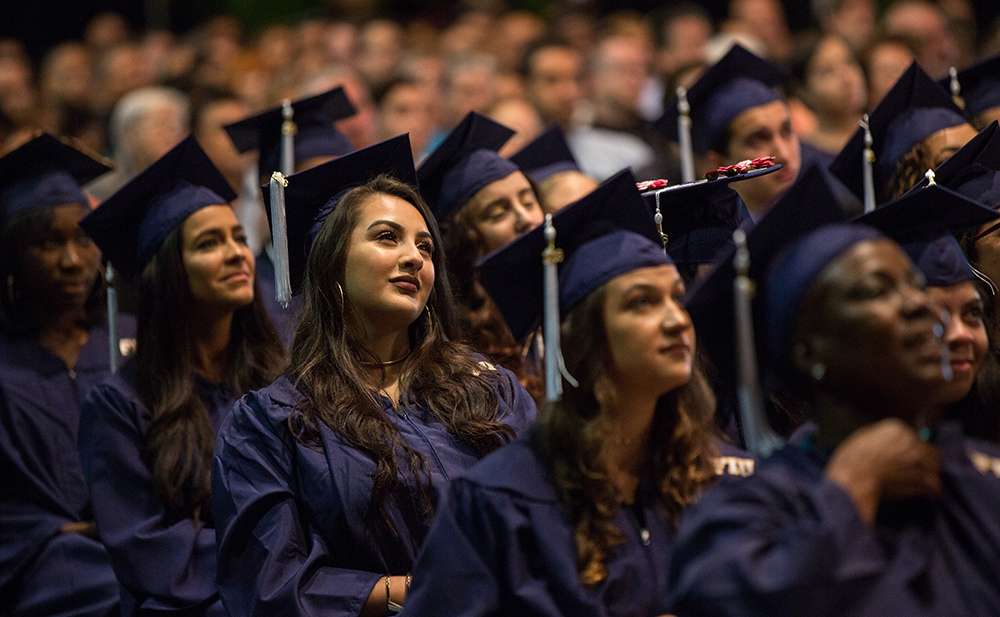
left=80, top=381, right=221, bottom=614
left=212, top=392, right=384, bottom=617
left=667, top=464, right=888, bottom=617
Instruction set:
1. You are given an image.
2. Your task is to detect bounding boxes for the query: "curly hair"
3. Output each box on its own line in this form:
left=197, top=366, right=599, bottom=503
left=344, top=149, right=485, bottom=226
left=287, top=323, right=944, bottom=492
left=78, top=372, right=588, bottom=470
left=886, top=139, right=934, bottom=201
left=287, top=175, right=518, bottom=540
left=540, top=285, right=717, bottom=585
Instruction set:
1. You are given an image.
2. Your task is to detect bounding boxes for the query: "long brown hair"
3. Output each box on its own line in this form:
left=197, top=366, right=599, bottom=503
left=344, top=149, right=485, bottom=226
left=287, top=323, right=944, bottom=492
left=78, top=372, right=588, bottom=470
left=137, top=225, right=285, bottom=519
left=540, top=285, right=717, bottom=586
left=287, top=175, right=517, bottom=538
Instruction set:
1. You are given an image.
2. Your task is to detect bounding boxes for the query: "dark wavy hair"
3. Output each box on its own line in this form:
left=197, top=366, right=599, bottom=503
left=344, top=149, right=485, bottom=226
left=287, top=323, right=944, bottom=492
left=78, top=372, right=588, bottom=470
left=540, top=284, right=717, bottom=586
left=0, top=205, right=105, bottom=334
left=443, top=197, right=545, bottom=402
left=138, top=224, right=286, bottom=520
left=287, top=175, right=517, bottom=539
left=886, top=139, right=934, bottom=201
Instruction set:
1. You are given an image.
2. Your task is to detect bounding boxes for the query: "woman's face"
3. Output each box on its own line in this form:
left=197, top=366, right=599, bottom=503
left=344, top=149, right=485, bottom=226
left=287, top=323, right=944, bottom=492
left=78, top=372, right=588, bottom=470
left=601, top=264, right=694, bottom=398
left=798, top=239, right=945, bottom=418
left=927, top=282, right=988, bottom=404
left=921, top=123, right=978, bottom=169
left=180, top=205, right=255, bottom=314
left=17, top=203, right=101, bottom=311
left=343, top=193, right=435, bottom=338
left=462, top=171, right=543, bottom=256
left=805, top=35, right=866, bottom=117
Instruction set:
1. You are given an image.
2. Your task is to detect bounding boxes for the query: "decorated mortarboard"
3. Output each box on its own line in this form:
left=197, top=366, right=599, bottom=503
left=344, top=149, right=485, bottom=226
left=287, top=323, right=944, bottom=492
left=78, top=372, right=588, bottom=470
left=638, top=158, right=780, bottom=266
left=855, top=173, right=997, bottom=286
left=653, top=45, right=790, bottom=155
left=0, top=132, right=112, bottom=226
left=830, top=62, right=970, bottom=204
left=508, top=124, right=580, bottom=183
left=477, top=169, right=665, bottom=343
left=223, top=87, right=357, bottom=179
left=260, top=134, right=417, bottom=295
left=940, top=54, right=1000, bottom=119
left=417, top=111, right=521, bottom=223
left=686, top=165, right=850, bottom=454
left=79, top=136, right=237, bottom=280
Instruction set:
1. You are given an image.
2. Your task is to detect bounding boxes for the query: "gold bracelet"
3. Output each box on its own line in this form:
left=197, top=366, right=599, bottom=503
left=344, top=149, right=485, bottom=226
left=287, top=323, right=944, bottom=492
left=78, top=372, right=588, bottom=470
left=405, top=573, right=412, bottom=590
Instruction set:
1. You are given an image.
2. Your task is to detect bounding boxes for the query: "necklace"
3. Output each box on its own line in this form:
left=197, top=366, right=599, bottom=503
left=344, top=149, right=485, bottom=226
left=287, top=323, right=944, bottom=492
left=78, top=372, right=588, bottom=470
left=361, top=350, right=411, bottom=367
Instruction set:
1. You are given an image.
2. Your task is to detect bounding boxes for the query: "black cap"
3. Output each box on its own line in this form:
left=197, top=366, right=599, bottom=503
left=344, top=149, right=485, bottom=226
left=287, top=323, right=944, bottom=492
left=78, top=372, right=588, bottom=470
left=79, top=136, right=237, bottom=279
left=508, top=124, right=580, bottom=183
left=940, top=54, right=1000, bottom=118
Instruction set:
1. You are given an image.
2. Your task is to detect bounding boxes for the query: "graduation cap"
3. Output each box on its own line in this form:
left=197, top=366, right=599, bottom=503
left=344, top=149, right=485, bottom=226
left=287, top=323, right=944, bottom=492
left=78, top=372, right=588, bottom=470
left=902, top=121, right=1000, bottom=211
left=830, top=62, right=970, bottom=204
left=260, top=134, right=417, bottom=294
left=640, top=164, right=782, bottom=267
left=223, top=87, right=357, bottom=179
left=508, top=124, right=580, bottom=183
left=416, top=111, right=521, bottom=223
left=654, top=45, right=790, bottom=155
left=855, top=179, right=998, bottom=286
left=79, top=136, right=237, bottom=280
left=477, top=169, right=664, bottom=343
left=0, top=132, right=112, bottom=226
left=940, top=54, right=1000, bottom=119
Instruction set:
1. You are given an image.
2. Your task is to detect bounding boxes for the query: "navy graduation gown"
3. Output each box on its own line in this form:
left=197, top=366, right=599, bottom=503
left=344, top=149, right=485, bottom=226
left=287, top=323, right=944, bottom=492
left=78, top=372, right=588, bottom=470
left=0, top=319, right=133, bottom=616
left=668, top=421, right=1000, bottom=617
left=212, top=360, right=536, bottom=617
left=80, top=361, right=234, bottom=617
left=403, top=427, right=675, bottom=617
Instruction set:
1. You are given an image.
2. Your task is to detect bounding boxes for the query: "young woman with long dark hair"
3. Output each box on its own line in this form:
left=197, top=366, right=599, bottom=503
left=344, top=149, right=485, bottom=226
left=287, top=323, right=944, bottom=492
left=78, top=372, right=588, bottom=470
left=212, top=136, right=536, bottom=617
left=78, top=136, right=285, bottom=617
left=0, top=133, right=121, bottom=617
left=402, top=171, right=718, bottom=616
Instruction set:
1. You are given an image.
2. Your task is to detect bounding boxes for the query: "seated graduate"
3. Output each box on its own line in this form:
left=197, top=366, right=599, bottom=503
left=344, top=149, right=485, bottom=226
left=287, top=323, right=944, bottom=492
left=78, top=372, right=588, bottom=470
left=223, top=87, right=358, bottom=342
left=211, top=135, right=537, bottom=617
left=78, top=136, right=285, bottom=617
left=508, top=124, right=598, bottom=215
left=831, top=62, right=977, bottom=204
left=669, top=166, right=1000, bottom=616
left=418, top=111, right=545, bottom=398
left=0, top=133, right=123, bottom=616
left=403, top=170, right=719, bottom=617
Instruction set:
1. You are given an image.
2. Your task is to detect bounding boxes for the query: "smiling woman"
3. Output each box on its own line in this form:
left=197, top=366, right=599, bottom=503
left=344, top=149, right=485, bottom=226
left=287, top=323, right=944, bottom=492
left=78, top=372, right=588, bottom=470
left=211, top=136, right=536, bottom=617
left=77, top=136, right=285, bottom=617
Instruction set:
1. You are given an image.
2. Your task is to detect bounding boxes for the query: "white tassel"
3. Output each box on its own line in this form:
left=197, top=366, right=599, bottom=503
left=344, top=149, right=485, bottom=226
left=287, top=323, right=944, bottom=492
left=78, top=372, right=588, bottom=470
left=106, top=265, right=120, bottom=374
left=733, top=229, right=783, bottom=457
left=269, top=172, right=292, bottom=308
left=677, top=87, right=696, bottom=184
left=949, top=66, right=964, bottom=109
left=861, top=114, right=876, bottom=213
left=542, top=214, right=577, bottom=402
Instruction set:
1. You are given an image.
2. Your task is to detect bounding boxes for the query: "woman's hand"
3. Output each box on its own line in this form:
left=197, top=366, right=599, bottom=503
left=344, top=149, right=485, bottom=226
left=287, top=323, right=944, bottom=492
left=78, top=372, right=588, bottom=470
left=824, top=418, right=942, bottom=525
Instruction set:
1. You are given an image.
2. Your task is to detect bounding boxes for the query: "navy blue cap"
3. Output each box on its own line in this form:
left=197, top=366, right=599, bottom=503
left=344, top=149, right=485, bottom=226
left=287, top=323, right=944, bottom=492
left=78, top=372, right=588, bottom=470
left=940, top=54, right=1000, bottom=119
left=223, top=87, right=357, bottom=179
left=477, top=169, right=666, bottom=342
left=417, top=111, right=521, bottom=222
left=830, top=63, right=970, bottom=203
left=686, top=165, right=848, bottom=391
left=79, top=136, right=237, bottom=280
left=0, top=132, right=112, bottom=226
left=640, top=164, right=782, bottom=266
left=854, top=182, right=997, bottom=286
left=261, top=134, right=417, bottom=294
left=654, top=45, right=790, bottom=155
left=508, top=124, right=579, bottom=183
left=909, top=121, right=1000, bottom=209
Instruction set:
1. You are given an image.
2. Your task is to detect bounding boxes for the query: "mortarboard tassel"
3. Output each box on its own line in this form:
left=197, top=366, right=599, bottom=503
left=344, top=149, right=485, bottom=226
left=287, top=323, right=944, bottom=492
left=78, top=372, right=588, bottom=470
left=269, top=172, right=292, bottom=308
left=653, top=191, right=669, bottom=255
left=541, top=214, right=577, bottom=402
left=948, top=66, right=965, bottom=109
left=861, top=114, right=876, bottom=213
left=677, top=87, right=696, bottom=184
left=733, top=228, right=783, bottom=456
left=105, top=265, right=120, bottom=373
left=280, top=99, right=296, bottom=176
